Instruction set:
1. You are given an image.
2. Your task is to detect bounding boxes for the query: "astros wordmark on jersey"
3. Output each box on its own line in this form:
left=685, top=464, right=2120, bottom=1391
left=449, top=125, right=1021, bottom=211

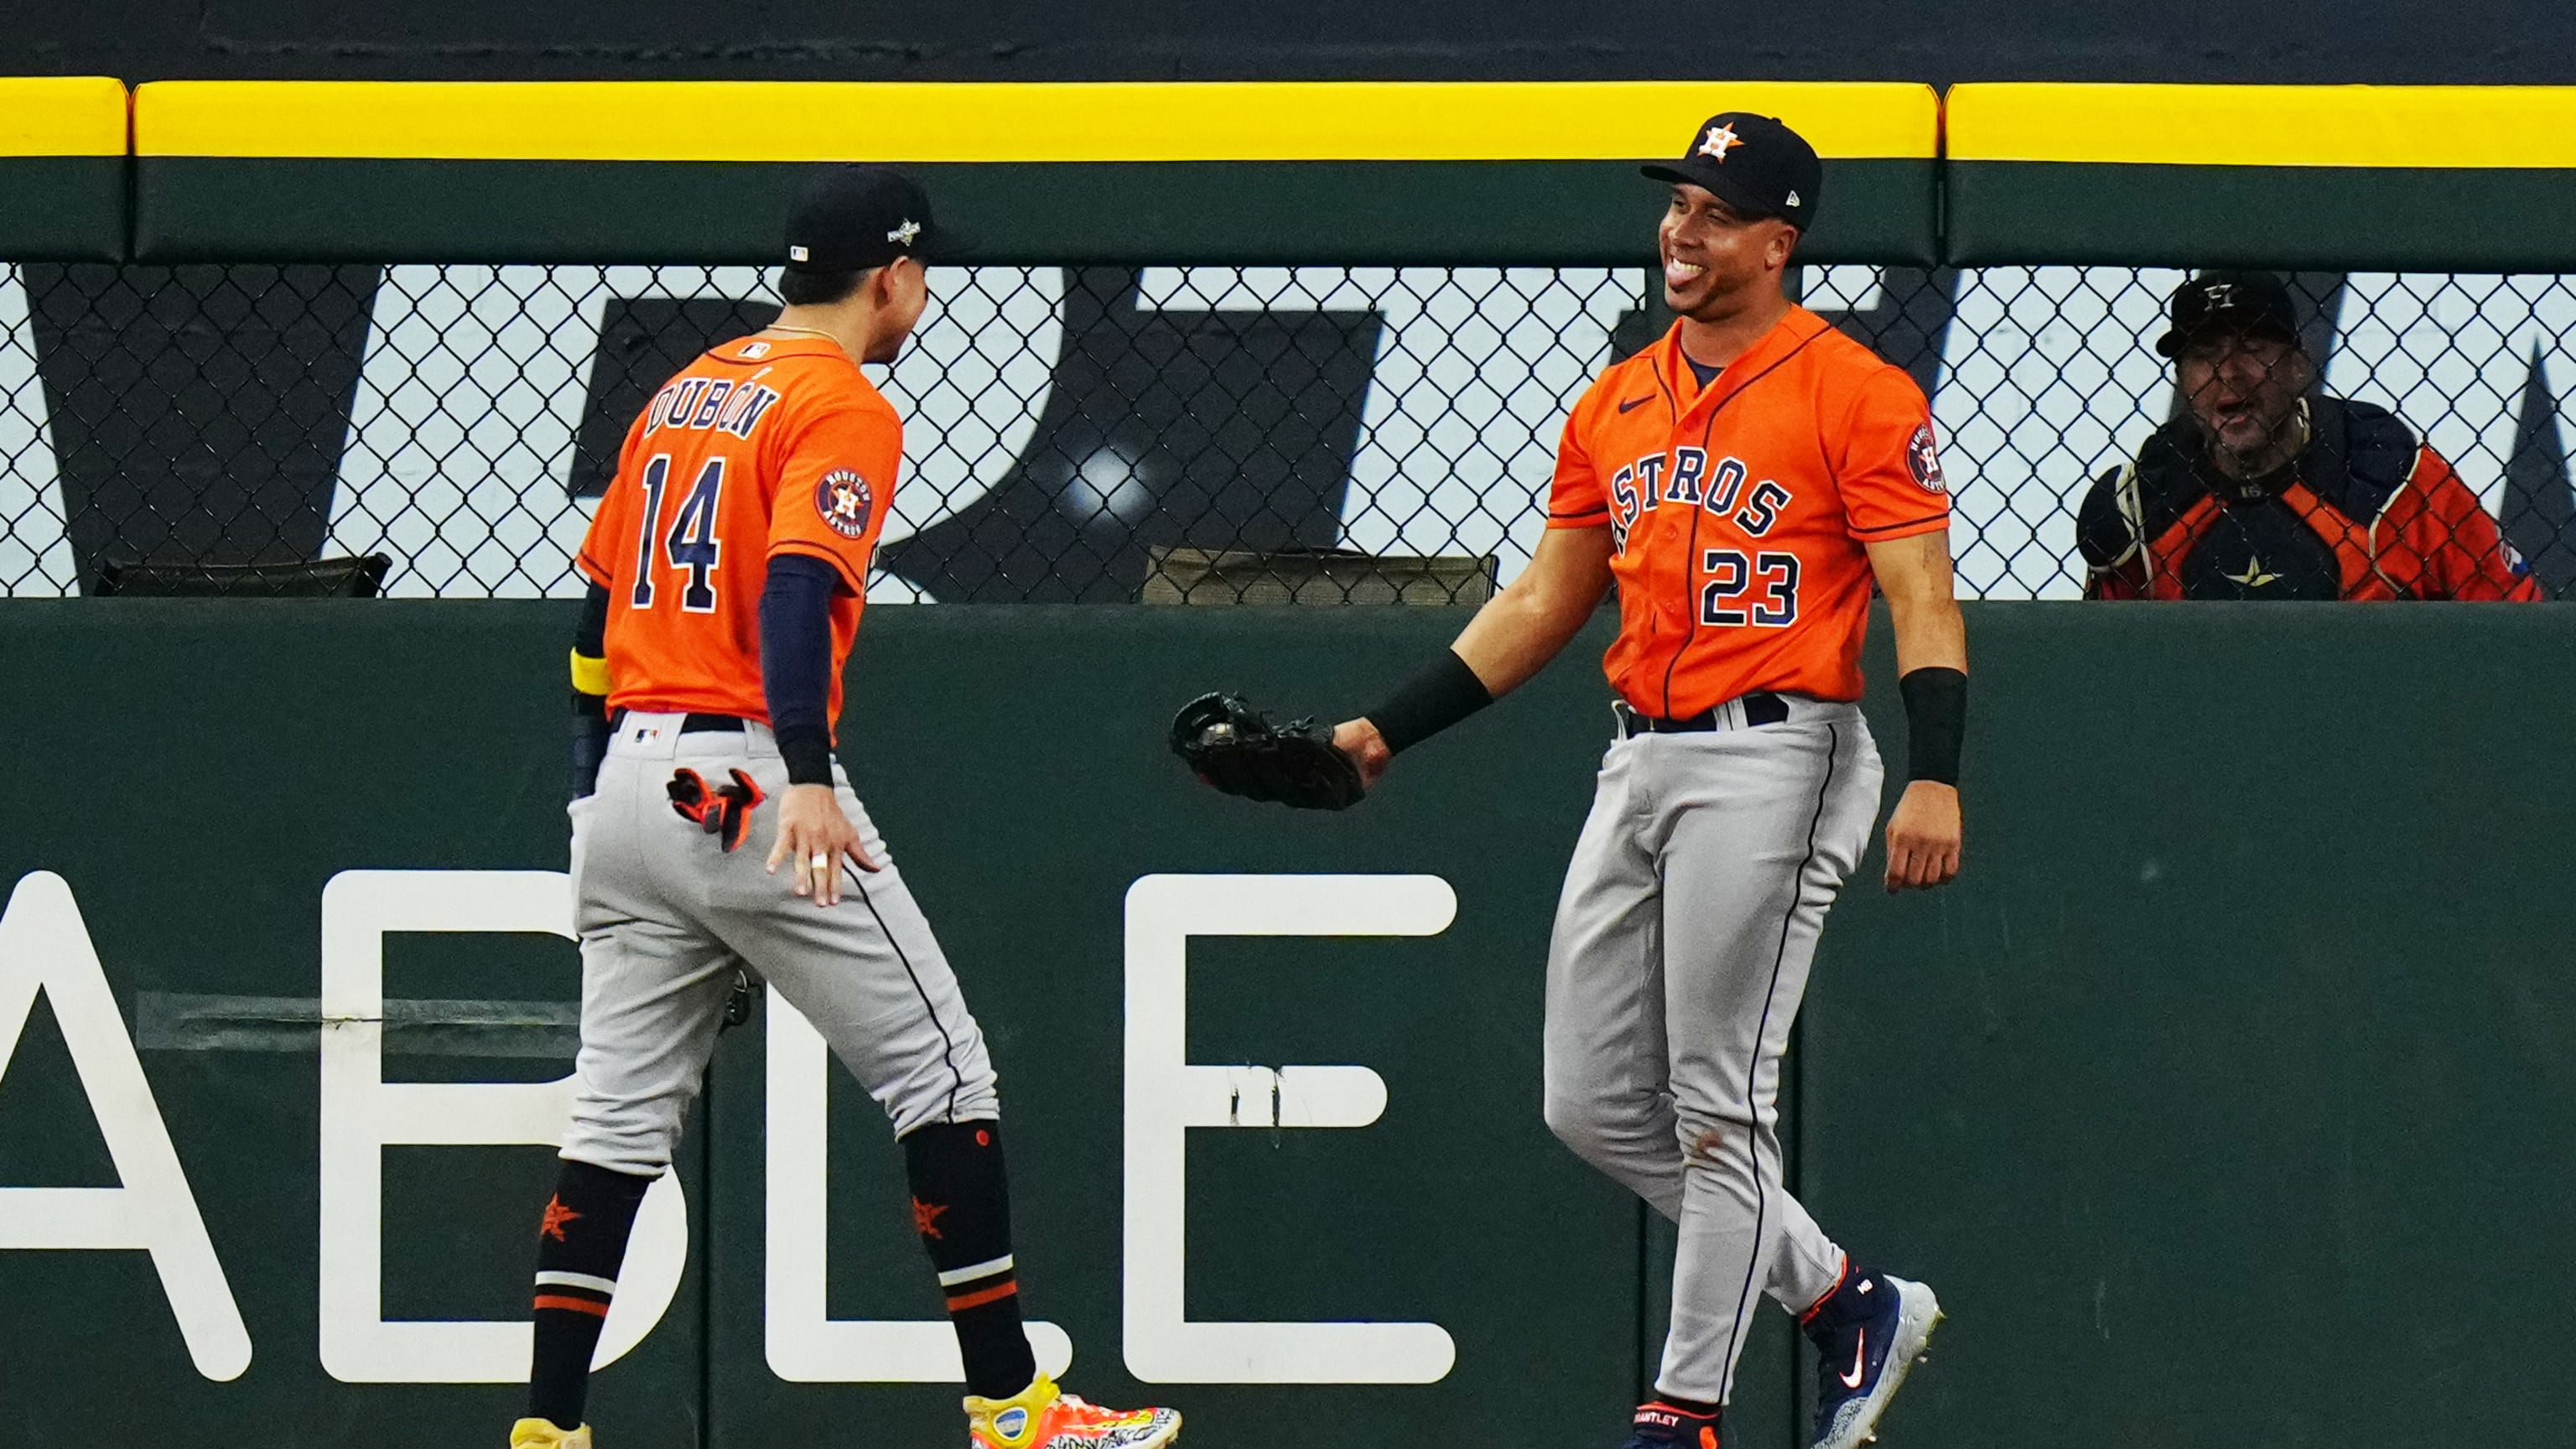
left=575, top=334, right=898, bottom=724
left=1547, top=306, right=1950, bottom=714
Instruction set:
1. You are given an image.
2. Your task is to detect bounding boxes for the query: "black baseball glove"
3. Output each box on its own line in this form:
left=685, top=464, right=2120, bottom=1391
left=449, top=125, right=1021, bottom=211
left=1169, top=692, right=1366, bottom=811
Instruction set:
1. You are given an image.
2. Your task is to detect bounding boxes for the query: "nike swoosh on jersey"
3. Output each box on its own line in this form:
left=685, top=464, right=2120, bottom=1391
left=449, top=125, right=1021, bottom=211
left=1618, top=394, right=1656, bottom=413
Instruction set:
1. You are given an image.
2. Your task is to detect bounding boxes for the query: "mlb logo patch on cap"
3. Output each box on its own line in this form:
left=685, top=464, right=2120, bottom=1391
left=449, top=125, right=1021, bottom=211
left=782, top=164, right=970, bottom=272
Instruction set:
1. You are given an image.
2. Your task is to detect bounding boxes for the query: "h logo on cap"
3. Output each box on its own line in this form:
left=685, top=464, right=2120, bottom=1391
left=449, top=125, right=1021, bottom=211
left=1697, top=123, right=1744, bottom=161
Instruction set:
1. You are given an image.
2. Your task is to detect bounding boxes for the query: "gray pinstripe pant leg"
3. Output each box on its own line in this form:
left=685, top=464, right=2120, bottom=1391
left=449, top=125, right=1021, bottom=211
left=1542, top=704, right=1883, bottom=1405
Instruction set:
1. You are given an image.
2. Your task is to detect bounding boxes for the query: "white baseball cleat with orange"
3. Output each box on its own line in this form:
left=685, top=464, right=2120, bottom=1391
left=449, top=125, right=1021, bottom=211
left=965, top=1374, right=1182, bottom=1449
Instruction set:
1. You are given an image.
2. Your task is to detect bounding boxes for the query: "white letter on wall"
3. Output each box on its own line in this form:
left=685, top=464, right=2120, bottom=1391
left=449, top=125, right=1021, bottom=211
left=1122, top=872, right=1458, bottom=1384
left=318, top=870, right=685, bottom=1382
left=0, top=872, right=251, bottom=1379
left=763, top=991, right=1073, bottom=1381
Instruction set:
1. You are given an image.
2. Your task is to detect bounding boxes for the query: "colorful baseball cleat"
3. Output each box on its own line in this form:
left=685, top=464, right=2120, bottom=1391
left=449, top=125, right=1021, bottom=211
left=508, top=1420, right=590, bottom=1448
left=964, top=1374, right=1182, bottom=1449
left=1803, top=1267, right=1942, bottom=1449
left=1623, top=1399, right=1722, bottom=1448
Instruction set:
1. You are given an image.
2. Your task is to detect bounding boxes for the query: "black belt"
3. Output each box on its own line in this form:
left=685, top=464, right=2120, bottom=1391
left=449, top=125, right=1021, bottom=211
left=610, top=709, right=756, bottom=735
left=1613, top=692, right=1789, bottom=738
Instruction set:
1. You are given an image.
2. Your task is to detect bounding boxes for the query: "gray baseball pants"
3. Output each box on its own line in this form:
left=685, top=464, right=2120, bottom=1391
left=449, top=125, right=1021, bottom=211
left=561, top=711, right=999, bottom=1176
left=1542, top=698, right=1883, bottom=1405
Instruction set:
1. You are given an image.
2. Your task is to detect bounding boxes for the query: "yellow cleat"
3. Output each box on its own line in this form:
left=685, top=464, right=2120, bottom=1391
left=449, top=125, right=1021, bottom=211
left=965, top=1374, right=1181, bottom=1448
left=509, top=1418, right=592, bottom=1448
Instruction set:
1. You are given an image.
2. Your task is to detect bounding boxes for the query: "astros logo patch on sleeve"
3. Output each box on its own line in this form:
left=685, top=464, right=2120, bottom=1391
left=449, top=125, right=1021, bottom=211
left=1906, top=423, right=1947, bottom=494
left=816, top=469, right=875, bottom=538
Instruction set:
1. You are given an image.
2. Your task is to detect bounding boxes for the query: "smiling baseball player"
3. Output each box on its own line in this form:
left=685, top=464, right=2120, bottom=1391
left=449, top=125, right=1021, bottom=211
left=1194, top=113, right=1965, bottom=1449
left=516, top=164, right=1180, bottom=1449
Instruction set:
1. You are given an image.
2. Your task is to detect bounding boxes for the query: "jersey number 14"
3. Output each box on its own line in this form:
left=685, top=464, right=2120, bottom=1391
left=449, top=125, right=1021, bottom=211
left=630, top=454, right=727, bottom=614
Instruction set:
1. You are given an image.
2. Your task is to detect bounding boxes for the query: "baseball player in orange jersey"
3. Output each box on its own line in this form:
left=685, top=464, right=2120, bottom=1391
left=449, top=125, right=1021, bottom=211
left=514, top=166, right=1180, bottom=1449
left=1331, top=115, right=1964, bottom=1449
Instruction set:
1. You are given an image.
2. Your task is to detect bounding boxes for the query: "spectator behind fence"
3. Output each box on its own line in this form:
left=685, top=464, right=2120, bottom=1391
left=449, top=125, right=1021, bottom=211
left=2078, top=271, right=2541, bottom=601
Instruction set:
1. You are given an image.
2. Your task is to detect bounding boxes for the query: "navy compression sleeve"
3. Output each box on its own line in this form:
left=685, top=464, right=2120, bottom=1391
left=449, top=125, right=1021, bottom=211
left=759, top=554, right=840, bottom=786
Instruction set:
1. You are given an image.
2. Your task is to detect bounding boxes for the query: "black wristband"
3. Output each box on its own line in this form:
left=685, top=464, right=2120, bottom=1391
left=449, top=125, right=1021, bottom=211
left=773, top=724, right=835, bottom=787
left=1898, top=666, right=1966, bottom=786
left=1363, top=649, right=1495, bottom=755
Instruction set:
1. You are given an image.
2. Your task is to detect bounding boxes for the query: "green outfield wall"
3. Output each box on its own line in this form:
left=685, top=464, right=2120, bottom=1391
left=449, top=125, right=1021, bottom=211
left=1, top=601, right=2571, bottom=1447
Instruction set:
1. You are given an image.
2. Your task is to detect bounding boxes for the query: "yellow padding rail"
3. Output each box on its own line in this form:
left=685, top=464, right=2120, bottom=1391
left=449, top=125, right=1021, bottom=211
left=1948, top=83, right=2576, bottom=168
left=0, top=76, right=127, bottom=158
left=131, top=80, right=1938, bottom=164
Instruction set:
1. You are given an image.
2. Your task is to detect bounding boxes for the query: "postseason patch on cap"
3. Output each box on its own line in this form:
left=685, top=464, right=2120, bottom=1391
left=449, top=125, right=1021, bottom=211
left=815, top=469, right=875, bottom=538
left=1906, top=423, right=1947, bottom=494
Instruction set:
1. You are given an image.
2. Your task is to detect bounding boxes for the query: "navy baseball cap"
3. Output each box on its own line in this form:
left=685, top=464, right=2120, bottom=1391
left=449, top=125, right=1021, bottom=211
left=782, top=164, right=969, bottom=273
left=2157, top=271, right=2300, bottom=357
left=1643, top=113, right=1822, bottom=230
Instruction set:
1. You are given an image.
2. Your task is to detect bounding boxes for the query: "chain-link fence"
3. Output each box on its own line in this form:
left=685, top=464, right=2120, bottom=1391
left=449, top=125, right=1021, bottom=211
left=4, top=262, right=2572, bottom=600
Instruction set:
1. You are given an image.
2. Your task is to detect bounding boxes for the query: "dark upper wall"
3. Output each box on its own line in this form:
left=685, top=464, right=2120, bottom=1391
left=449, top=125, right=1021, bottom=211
left=7, top=0, right=2553, bottom=85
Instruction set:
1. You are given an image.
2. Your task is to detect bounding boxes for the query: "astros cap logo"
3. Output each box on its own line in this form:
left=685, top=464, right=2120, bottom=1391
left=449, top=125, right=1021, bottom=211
left=1697, top=123, right=1744, bottom=161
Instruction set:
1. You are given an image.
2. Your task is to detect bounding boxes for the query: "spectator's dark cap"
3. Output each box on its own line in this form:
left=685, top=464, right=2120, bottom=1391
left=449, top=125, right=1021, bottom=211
left=1642, top=113, right=1822, bottom=229
left=2157, top=271, right=2300, bottom=358
left=783, top=164, right=969, bottom=273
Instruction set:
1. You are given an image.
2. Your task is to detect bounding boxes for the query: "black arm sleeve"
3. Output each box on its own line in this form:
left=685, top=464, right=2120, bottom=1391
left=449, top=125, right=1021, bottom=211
left=569, top=583, right=613, bottom=799
left=1362, top=648, right=1496, bottom=755
left=759, top=554, right=841, bottom=787
left=1897, top=666, right=1966, bottom=787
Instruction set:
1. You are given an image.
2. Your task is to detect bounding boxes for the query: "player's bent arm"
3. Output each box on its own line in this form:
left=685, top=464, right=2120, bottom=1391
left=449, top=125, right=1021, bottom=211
left=1862, top=530, right=1968, bottom=894
left=1336, top=523, right=1616, bottom=782
left=1451, top=522, right=1619, bottom=697
left=757, top=554, right=875, bottom=903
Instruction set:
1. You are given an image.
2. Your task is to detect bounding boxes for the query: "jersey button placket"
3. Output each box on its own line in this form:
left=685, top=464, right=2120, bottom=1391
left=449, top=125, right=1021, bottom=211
left=1652, top=452, right=1689, bottom=630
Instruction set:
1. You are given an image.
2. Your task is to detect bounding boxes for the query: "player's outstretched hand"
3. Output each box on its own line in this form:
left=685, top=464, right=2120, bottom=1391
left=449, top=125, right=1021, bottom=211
left=1883, top=781, right=1962, bottom=893
left=766, top=782, right=880, bottom=906
left=1331, top=719, right=1393, bottom=789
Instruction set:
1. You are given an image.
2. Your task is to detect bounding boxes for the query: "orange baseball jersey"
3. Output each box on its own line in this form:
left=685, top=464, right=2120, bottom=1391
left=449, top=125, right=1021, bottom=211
left=1547, top=308, right=1950, bottom=716
left=574, top=335, right=898, bottom=728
